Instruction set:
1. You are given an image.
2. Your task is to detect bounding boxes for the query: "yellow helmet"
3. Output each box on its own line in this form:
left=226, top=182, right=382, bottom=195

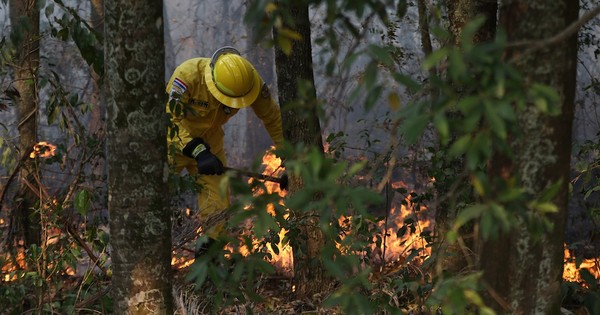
left=204, top=47, right=262, bottom=109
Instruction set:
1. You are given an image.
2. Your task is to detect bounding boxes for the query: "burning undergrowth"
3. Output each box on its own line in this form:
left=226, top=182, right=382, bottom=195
left=3, top=143, right=597, bottom=314
left=226, top=149, right=436, bottom=277
left=172, top=146, right=599, bottom=314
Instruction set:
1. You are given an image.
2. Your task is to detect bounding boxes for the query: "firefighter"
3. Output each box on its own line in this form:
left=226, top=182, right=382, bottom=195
left=166, top=46, right=283, bottom=242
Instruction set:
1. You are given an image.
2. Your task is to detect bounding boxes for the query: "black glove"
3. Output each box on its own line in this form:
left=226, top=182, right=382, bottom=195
left=182, top=138, right=224, bottom=175
left=279, top=172, right=289, bottom=191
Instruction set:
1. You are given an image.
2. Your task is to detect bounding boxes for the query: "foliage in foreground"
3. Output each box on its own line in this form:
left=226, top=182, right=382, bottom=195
left=0, top=1, right=598, bottom=314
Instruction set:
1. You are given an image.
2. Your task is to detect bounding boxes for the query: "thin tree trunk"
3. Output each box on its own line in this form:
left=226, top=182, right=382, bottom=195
left=447, top=0, right=497, bottom=46
left=246, top=33, right=276, bottom=160
left=436, top=0, right=497, bottom=276
left=9, top=0, right=41, bottom=248
left=105, top=1, right=173, bottom=313
left=480, top=1, right=578, bottom=313
left=417, top=0, right=434, bottom=59
left=89, top=0, right=104, bottom=134
left=273, top=2, right=326, bottom=298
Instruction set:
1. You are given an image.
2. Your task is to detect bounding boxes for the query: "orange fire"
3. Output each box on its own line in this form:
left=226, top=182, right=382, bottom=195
left=2, top=248, right=26, bottom=282
left=255, top=150, right=432, bottom=275
left=29, top=141, right=57, bottom=158
left=249, top=149, right=293, bottom=274
left=172, top=254, right=195, bottom=269
left=563, top=246, right=600, bottom=287
left=377, top=190, right=432, bottom=264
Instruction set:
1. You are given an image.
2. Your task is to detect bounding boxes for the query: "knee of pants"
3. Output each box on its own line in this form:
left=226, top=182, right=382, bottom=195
left=197, top=174, right=230, bottom=215
left=197, top=174, right=230, bottom=238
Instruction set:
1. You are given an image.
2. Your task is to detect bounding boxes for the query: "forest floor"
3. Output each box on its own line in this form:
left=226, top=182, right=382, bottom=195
left=170, top=258, right=597, bottom=315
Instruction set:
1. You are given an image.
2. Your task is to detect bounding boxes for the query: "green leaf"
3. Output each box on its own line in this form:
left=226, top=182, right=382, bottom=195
left=497, top=187, right=523, bottom=202
left=388, top=92, right=401, bottom=110
left=484, top=101, right=506, bottom=139
left=494, top=67, right=506, bottom=98
left=74, top=189, right=90, bottom=216
left=422, top=48, right=448, bottom=71
left=456, top=96, right=480, bottom=113
left=462, top=109, right=483, bottom=133
left=47, top=96, right=59, bottom=124
left=453, top=204, right=487, bottom=231
left=448, top=49, right=466, bottom=81
left=401, top=114, right=428, bottom=144
left=392, top=73, right=421, bottom=92
left=495, top=101, right=516, bottom=121
left=471, top=175, right=486, bottom=196
left=531, top=202, right=559, bottom=213
left=480, top=210, right=495, bottom=240
left=363, top=62, right=377, bottom=89
left=585, top=185, right=600, bottom=200
left=446, top=230, right=458, bottom=244
left=490, top=203, right=510, bottom=231
left=460, top=16, right=486, bottom=46
left=365, top=85, right=382, bottom=110
left=539, top=180, right=562, bottom=202
left=434, top=112, right=449, bottom=144
left=368, top=44, right=394, bottom=67
left=396, top=0, right=408, bottom=18
left=534, top=97, right=548, bottom=113
left=530, top=84, right=560, bottom=115
left=323, top=257, right=346, bottom=279
left=45, top=3, right=55, bottom=18
left=276, top=35, right=293, bottom=56
left=347, top=160, right=366, bottom=176
left=449, top=134, right=471, bottom=157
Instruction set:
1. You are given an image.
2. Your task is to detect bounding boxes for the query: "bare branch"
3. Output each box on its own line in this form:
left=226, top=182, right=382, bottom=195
left=507, top=5, right=600, bottom=58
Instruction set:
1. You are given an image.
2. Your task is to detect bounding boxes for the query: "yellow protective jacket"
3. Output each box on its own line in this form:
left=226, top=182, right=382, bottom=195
left=166, top=57, right=283, bottom=154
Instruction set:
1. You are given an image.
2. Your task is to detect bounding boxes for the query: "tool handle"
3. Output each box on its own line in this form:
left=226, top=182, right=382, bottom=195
left=224, top=167, right=282, bottom=183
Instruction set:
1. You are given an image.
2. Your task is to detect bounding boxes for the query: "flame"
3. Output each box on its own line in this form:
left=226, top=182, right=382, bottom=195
left=377, top=193, right=432, bottom=265
left=563, top=246, right=600, bottom=287
left=172, top=254, right=195, bottom=269
left=250, top=149, right=293, bottom=274
left=253, top=150, right=433, bottom=275
left=336, top=182, right=432, bottom=269
left=29, top=141, right=57, bottom=158
left=2, top=249, right=26, bottom=282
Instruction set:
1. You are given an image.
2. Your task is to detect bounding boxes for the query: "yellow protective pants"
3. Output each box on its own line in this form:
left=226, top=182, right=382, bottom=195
left=171, top=127, right=230, bottom=239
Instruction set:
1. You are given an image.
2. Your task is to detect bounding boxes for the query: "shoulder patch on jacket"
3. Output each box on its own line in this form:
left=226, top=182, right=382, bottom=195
left=171, top=78, right=188, bottom=96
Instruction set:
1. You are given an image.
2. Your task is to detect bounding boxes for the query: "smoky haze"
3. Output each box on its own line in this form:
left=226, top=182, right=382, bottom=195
left=0, top=0, right=598, bottom=244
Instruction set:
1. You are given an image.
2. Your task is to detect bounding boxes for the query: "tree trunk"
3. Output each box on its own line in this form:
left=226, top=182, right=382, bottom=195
left=105, top=1, right=173, bottom=313
left=447, top=0, right=497, bottom=46
left=89, top=0, right=104, bottom=134
left=480, top=1, right=578, bottom=313
left=436, top=0, right=497, bottom=276
left=246, top=34, right=276, bottom=160
left=9, top=0, right=41, bottom=248
left=273, top=2, right=326, bottom=298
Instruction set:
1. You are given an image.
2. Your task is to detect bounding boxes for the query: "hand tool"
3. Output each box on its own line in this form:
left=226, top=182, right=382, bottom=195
left=224, top=167, right=288, bottom=190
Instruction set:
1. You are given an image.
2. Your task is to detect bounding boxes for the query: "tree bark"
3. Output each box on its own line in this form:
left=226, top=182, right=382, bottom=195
left=9, top=0, right=41, bottom=248
left=436, top=0, right=497, bottom=276
left=446, top=0, right=497, bottom=46
left=480, top=1, right=578, bottom=313
left=273, top=1, right=326, bottom=298
left=105, top=1, right=173, bottom=313
left=89, top=0, right=104, bottom=129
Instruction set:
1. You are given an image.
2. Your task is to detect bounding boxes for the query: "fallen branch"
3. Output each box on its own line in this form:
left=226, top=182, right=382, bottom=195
left=61, top=219, right=109, bottom=277
left=74, top=284, right=111, bottom=309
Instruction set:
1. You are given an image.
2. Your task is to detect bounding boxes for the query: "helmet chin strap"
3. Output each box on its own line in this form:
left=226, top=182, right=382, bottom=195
left=209, top=46, right=241, bottom=69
